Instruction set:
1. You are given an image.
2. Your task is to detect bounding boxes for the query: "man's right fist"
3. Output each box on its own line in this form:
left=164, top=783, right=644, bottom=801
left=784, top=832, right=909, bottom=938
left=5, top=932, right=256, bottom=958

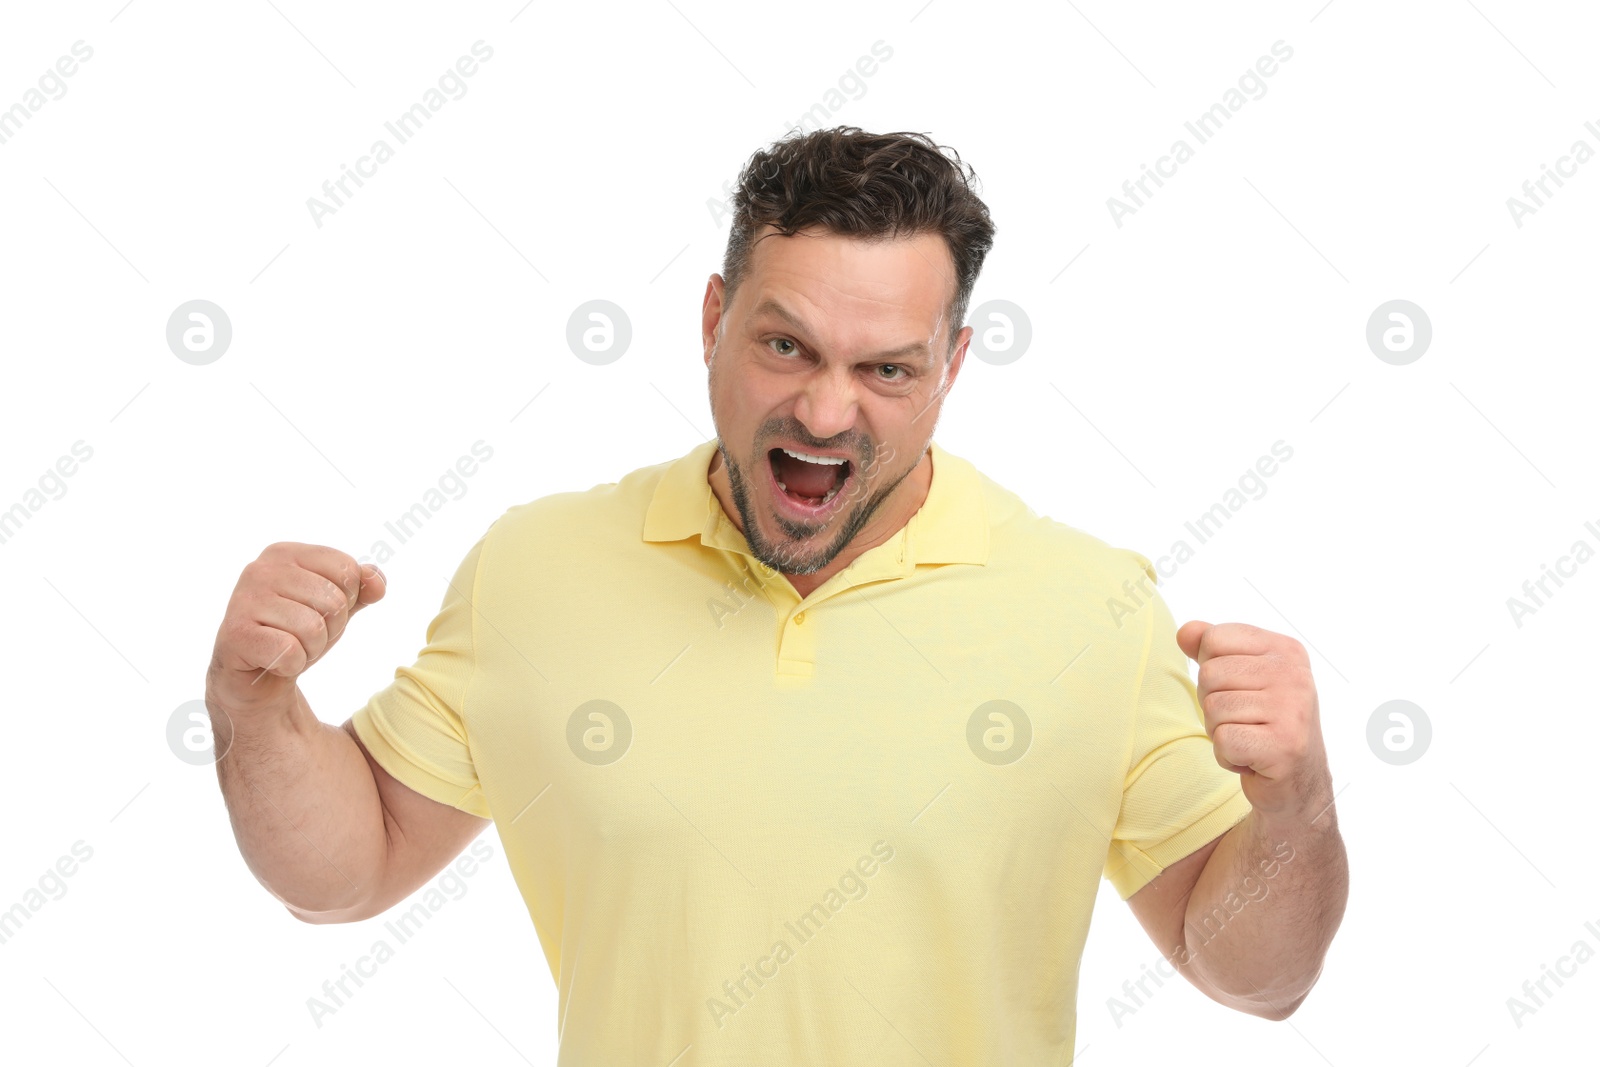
left=207, top=543, right=386, bottom=718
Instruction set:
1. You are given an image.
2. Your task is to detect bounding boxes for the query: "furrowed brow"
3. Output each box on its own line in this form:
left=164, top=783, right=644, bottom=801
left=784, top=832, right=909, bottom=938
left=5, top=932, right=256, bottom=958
left=750, top=298, right=935, bottom=367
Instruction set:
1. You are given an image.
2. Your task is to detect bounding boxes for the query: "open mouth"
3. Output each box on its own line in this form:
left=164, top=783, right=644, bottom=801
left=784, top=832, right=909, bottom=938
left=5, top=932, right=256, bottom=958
left=767, top=446, right=853, bottom=515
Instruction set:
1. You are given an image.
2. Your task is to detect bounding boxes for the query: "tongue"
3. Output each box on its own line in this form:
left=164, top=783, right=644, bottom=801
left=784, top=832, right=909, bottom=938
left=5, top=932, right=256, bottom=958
left=772, top=450, right=841, bottom=499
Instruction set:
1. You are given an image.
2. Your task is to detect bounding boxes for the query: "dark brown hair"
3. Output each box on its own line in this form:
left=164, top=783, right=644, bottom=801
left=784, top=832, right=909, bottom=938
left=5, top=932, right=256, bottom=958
left=720, top=126, right=996, bottom=355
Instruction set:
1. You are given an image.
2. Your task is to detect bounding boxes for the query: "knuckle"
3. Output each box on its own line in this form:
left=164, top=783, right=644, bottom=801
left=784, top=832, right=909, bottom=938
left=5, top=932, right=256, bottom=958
left=236, top=560, right=265, bottom=593
left=303, top=606, right=329, bottom=641
left=335, top=559, right=359, bottom=595
left=316, top=579, right=346, bottom=616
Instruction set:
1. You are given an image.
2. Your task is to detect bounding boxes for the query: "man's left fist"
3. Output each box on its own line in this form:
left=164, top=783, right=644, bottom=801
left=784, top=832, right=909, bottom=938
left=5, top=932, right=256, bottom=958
left=1175, top=620, right=1331, bottom=819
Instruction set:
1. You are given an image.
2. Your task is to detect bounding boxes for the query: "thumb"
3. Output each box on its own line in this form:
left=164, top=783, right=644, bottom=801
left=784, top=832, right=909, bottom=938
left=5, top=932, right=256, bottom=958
left=351, top=563, right=387, bottom=614
left=1175, top=619, right=1209, bottom=662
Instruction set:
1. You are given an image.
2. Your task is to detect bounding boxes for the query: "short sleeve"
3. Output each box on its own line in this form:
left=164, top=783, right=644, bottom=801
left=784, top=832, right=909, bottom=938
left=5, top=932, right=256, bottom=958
left=350, top=530, right=493, bottom=820
left=1102, top=557, right=1252, bottom=899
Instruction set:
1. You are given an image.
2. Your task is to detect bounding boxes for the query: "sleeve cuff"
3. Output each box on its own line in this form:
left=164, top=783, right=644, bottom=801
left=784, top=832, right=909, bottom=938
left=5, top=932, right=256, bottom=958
left=1105, top=788, right=1254, bottom=900
left=350, top=705, right=492, bottom=820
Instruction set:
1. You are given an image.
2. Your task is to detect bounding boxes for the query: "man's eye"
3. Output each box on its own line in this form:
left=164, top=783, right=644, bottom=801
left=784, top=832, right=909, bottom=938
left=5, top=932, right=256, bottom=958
left=877, top=365, right=904, bottom=380
left=768, top=338, right=798, bottom=356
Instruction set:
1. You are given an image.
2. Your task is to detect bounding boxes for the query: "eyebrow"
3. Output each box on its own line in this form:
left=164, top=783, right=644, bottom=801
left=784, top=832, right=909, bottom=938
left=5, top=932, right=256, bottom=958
left=748, top=298, right=935, bottom=367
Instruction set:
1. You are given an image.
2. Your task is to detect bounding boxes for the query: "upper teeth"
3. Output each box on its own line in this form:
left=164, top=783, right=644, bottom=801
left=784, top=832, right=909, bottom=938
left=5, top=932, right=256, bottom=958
left=781, top=447, right=846, bottom=465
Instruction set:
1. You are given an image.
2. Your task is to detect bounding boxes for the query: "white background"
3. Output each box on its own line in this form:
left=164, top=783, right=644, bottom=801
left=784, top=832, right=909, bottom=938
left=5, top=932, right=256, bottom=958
left=1, top=0, right=1596, bottom=1063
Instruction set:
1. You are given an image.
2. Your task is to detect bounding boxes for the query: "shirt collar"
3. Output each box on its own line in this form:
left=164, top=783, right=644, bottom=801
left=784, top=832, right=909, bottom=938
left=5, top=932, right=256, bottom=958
left=642, top=438, right=989, bottom=567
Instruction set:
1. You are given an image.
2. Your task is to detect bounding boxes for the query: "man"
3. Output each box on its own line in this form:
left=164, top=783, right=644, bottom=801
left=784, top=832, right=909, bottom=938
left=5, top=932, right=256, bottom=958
left=208, top=126, right=1347, bottom=1064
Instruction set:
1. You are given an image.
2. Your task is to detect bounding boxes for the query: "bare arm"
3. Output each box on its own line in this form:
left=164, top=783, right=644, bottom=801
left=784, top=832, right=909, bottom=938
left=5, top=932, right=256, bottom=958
left=207, top=543, right=489, bottom=923
left=1128, top=620, right=1348, bottom=1018
left=1182, top=802, right=1345, bottom=1014
left=1128, top=801, right=1347, bottom=1018
left=210, top=685, right=389, bottom=916
left=317, top=718, right=491, bottom=923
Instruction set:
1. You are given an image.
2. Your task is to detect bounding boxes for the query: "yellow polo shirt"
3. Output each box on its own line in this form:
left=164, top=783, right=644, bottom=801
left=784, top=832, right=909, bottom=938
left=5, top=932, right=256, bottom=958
left=350, top=437, right=1252, bottom=1065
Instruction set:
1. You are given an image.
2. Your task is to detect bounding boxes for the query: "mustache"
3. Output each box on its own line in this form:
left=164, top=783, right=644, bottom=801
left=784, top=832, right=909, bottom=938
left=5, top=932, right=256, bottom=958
left=758, top=421, right=867, bottom=457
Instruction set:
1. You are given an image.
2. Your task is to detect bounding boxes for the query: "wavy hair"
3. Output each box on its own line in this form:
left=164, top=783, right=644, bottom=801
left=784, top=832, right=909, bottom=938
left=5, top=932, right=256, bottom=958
left=720, top=126, right=996, bottom=354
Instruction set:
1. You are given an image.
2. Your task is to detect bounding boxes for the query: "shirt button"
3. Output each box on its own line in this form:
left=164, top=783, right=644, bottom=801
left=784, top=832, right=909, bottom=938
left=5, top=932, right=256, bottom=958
left=794, top=611, right=807, bottom=625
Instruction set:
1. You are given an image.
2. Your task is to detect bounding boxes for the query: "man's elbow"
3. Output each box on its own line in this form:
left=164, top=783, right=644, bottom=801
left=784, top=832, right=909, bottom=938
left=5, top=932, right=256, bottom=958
left=284, top=900, right=369, bottom=925
left=1203, top=970, right=1319, bottom=1020
left=1227, top=988, right=1310, bottom=1020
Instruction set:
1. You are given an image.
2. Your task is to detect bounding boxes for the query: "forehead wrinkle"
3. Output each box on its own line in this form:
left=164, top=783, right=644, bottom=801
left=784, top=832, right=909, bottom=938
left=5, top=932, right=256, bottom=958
left=750, top=296, right=941, bottom=366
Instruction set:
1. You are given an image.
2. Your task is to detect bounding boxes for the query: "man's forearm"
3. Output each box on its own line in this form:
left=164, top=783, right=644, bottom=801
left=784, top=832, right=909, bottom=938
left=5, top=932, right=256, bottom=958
left=1182, top=792, right=1349, bottom=1017
left=211, top=685, right=388, bottom=916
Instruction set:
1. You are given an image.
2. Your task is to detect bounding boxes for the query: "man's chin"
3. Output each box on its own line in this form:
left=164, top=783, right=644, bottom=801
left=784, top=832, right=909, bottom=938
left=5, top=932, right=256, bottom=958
left=752, top=535, right=833, bottom=577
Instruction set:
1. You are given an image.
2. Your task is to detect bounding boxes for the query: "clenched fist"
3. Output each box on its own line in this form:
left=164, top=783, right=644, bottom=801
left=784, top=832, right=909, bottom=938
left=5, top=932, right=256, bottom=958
left=1176, top=620, right=1332, bottom=820
left=206, top=543, right=386, bottom=721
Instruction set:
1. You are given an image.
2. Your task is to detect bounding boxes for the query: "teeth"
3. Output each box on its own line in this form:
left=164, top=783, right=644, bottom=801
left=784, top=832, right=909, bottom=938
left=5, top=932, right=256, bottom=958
left=781, top=447, right=846, bottom=465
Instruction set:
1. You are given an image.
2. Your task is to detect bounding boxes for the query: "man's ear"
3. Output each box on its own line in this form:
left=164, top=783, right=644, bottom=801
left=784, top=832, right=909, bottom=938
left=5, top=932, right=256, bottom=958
left=944, top=322, right=973, bottom=387
left=703, top=275, right=725, bottom=367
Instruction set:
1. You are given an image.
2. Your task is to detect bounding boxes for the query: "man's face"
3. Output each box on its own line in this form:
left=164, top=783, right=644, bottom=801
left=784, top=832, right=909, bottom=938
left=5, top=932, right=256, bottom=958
left=701, top=225, right=971, bottom=576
